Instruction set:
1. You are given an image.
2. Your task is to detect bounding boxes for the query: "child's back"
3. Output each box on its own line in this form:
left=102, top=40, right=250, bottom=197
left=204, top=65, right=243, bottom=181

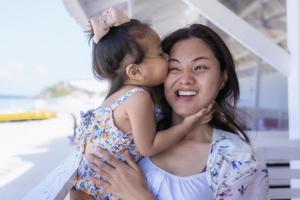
left=74, top=87, right=145, bottom=199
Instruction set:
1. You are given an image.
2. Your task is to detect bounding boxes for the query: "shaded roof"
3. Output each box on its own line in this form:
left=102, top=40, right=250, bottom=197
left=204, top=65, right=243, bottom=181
left=63, top=0, right=286, bottom=76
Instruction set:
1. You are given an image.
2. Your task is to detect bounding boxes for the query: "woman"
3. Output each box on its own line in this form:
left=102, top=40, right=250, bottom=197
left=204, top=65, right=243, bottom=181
left=86, top=24, right=269, bottom=200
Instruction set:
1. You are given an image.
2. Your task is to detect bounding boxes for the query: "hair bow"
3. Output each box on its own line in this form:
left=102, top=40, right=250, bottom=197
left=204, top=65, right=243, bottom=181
left=89, top=7, right=130, bottom=43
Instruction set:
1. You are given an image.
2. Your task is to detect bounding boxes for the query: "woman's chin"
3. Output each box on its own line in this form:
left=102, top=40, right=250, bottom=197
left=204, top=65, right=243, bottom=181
left=173, top=108, right=199, bottom=118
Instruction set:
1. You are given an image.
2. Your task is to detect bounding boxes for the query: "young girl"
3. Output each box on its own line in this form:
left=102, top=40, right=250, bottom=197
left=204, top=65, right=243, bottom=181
left=72, top=8, right=213, bottom=200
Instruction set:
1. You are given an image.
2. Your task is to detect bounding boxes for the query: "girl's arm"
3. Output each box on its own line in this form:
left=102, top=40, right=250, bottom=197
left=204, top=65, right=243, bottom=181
left=125, top=92, right=213, bottom=156
left=86, top=149, right=155, bottom=200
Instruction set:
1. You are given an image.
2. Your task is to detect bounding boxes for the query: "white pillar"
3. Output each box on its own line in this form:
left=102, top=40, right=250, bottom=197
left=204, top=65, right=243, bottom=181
left=287, top=0, right=300, bottom=196
left=287, top=0, right=300, bottom=139
left=252, top=65, right=261, bottom=130
left=127, top=0, right=133, bottom=18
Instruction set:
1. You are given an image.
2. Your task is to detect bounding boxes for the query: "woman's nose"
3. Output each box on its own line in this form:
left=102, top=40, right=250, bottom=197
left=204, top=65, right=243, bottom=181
left=179, top=71, right=195, bottom=85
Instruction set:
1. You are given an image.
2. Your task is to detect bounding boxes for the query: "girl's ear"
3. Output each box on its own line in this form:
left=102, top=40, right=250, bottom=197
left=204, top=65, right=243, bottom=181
left=125, top=64, right=143, bottom=81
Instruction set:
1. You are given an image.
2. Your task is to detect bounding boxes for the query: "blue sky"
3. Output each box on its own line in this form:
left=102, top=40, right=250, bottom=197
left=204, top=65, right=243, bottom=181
left=0, top=0, right=93, bottom=96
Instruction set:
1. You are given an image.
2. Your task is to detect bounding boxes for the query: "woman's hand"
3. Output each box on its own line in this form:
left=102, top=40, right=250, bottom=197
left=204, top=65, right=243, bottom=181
left=86, top=148, right=155, bottom=200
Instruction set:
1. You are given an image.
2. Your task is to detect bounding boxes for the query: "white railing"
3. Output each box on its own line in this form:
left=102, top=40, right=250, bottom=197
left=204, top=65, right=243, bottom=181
left=256, top=139, right=300, bottom=199
left=22, top=151, right=81, bottom=200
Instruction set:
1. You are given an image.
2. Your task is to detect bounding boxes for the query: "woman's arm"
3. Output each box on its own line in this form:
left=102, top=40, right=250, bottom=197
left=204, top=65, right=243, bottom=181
left=86, top=148, right=156, bottom=200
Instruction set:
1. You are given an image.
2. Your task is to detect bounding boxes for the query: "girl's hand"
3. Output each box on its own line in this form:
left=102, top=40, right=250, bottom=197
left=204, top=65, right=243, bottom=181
left=183, top=101, right=215, bottom=126
left=86, top=148, right=155, bottom=200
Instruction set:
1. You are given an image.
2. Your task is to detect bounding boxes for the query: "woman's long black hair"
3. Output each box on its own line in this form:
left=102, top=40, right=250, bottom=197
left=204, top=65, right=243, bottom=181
left=159, top=24, right=250, bottom=143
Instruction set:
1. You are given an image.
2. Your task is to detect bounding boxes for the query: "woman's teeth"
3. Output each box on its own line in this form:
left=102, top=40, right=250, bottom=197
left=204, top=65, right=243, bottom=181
left=177, top=91, right=197, bottom=97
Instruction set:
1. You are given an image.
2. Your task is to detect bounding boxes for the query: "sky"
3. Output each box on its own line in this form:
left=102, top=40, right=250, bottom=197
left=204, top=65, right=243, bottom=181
left=0, top=0, right=93, bottom=96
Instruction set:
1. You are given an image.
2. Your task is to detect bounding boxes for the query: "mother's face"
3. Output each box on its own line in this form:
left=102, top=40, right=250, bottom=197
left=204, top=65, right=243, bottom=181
left=164, top=37, right=227, bottom=118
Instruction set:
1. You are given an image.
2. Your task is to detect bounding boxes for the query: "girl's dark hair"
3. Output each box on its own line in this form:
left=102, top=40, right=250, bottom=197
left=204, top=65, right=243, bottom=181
left=88, top=19, right=150, bottom=98
left=160, top=24, right=250, bottom=143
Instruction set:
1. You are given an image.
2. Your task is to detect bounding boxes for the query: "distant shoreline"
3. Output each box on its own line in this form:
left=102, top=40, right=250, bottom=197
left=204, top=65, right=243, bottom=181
left=0, top=95, right=34, bottom=99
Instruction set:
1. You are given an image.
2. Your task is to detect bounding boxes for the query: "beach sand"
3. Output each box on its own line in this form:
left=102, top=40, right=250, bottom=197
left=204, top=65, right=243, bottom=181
left=0, top=81, right=107, bottom=199
left=0, top=112, right=74, bottom=200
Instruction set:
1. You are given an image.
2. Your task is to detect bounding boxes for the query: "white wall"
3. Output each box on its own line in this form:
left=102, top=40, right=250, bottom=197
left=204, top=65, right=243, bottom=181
left=239, top=71, right=288, bottom=112
left=259, top=72, right=288, bottom=111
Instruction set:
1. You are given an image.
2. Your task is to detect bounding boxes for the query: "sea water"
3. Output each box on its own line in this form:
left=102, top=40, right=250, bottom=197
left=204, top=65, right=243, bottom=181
left=0, top=96, right=35, bottom=113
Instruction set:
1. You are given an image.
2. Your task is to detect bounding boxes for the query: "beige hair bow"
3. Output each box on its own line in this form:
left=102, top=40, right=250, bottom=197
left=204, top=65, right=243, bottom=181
left=89, top=7, right=130, bottom=43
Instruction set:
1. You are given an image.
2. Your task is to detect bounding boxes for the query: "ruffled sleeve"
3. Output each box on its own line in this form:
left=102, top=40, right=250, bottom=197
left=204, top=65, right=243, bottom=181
left=74, top=110, right=95, bottom=154
left=207, top=130, right=269, bottom=200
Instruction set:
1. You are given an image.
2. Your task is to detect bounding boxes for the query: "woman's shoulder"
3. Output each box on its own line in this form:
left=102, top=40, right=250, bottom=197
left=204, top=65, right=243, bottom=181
left=207, top=129, right=269, bottom=199
left=211, top=128, right=254, bottom=157
left=209, top=128, right=264, bottom=174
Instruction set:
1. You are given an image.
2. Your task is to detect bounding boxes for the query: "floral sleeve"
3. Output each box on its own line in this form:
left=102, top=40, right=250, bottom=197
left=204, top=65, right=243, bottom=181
left=74, top=110, right=95, bottom=154
left=207, top=131, right=269, bottom=200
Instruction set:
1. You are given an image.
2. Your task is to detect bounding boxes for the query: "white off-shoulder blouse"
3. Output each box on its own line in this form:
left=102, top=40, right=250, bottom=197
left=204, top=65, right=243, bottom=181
left=139, top=128, right=269, bottom=200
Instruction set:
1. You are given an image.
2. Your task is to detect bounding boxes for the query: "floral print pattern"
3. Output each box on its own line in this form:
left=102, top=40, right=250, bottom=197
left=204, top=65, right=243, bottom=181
left=73, top=87, right=145, bottom=200
left=207, top=129, right=269, bottom=200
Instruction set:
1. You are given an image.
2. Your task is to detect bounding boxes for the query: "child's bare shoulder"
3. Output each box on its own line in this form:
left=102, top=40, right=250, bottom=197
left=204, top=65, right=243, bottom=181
left=122, top=89, right=154, bottom=115
left=126, top=89, right=152, bottom=105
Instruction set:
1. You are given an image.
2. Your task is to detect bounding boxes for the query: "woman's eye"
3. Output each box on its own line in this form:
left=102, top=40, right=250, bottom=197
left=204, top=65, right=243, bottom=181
left=194, top=65, right=206, bottom=71
left=168, top=67, right=180, bottom=72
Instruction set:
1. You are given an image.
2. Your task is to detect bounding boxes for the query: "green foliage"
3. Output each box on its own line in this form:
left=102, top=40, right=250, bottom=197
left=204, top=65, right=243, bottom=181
left=48, top=84, right=72, bottom=97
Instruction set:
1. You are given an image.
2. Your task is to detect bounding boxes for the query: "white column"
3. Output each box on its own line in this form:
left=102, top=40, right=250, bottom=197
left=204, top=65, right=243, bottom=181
left=127, top=0, right=133, bottom=18
left=287, top=0, right=300, bottom=139
left=287, top=0, right=300, bottom=196
left=252, top=65, right=261, bottom=130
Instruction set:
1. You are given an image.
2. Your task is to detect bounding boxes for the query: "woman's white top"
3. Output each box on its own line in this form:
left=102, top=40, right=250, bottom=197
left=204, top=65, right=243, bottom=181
left=139, top=157, right=213, bottom=200
left=139, top=128, right=269, bottom=200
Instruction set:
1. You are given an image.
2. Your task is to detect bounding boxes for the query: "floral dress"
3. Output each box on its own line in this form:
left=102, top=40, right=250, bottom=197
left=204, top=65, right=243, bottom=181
left=73, top=87, right=145, bottom=200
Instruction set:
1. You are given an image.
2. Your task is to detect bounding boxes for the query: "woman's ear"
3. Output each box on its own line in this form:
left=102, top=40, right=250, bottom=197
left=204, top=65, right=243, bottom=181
left=219, top=70, right=228, bottom=90
left=125, top=64, right=143, bottom=81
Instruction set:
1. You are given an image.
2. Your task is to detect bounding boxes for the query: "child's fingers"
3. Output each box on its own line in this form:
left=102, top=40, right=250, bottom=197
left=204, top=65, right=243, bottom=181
left=201, top=107, right=215, bottom=124
left=184, top=101, right=215, bottom=123
left=199, top=102, right=214, bottom=117
left=195, top=101, right=215, bottom=117
left=194, top=108, right=207, bottom=118
left=190, top=102, right=215, bottom=124
left=204, top=101, right=215, bottom=114
left=200, top=113, right=213, bottom=124
left=204, top=106, right=215, bottom=118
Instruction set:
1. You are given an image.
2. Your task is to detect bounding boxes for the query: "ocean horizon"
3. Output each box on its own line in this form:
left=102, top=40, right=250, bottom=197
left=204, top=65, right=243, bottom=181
left=0, top=95, right=35, bottom=113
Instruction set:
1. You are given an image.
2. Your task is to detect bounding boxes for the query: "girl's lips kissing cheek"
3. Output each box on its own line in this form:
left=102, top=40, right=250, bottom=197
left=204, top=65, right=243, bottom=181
left=175, top=90, right=197, bottom=102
